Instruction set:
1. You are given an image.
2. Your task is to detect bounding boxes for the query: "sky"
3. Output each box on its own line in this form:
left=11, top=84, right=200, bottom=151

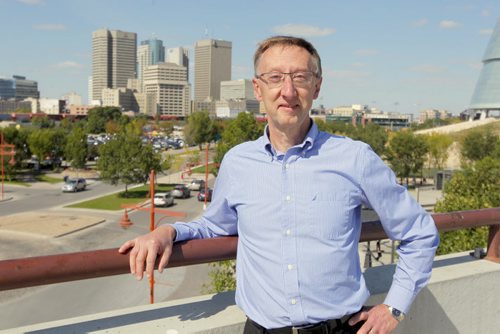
left=1, top=0, right=499, bottom=117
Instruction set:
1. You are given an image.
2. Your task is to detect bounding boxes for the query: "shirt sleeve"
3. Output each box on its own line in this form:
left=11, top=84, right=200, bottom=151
left=359, top=144, right=439, bottom=314
left=171, top=153, right=238, bottom=242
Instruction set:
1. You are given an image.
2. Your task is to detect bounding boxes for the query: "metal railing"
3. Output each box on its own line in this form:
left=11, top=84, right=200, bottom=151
left=0, top=207, right=498, bottom=291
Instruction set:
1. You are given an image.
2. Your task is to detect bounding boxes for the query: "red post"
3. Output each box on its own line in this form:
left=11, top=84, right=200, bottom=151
left=204, top=143, right=209, bottom=207
left=149, top=169, right=155, bottom=304
left=486, top=225, right=500, bottom=263
left=0, top=133, right=16, bottom=201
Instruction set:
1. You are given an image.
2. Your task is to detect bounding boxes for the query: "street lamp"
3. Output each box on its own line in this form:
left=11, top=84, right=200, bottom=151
left=0, top=133, right=16, bottom=201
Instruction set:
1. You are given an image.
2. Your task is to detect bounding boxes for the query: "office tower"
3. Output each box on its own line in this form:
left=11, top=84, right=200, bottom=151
left=92, top=29, right=137, bottom=101
left=143, top=62, right=190, bottom=117
left=194, top=39, right=232, bottom=102
left=0, top=75, right=39, bottom=100
left=137, top=38, right=165, bottom=82
left=62, top=92, right=82, bottom=106
left=470, top=19, right=500, bottom=115
left=166, top=47, right=189, bottom=78
left=220, top=79, right=255, bottom=100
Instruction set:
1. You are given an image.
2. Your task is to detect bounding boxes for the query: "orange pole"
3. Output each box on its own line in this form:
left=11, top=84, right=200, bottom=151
left=149, top=169, right=155, bottom=232
left=149, top=169, right=155, bottom=304
left=204, top=143, right=209, bottom=207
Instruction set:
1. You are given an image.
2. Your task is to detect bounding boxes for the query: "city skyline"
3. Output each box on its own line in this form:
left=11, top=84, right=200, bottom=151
left=1, top=0, right=499, bottom=116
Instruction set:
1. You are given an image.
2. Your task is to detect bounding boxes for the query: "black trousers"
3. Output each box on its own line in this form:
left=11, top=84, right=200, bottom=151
left=243, top=316, right=365, bottom=334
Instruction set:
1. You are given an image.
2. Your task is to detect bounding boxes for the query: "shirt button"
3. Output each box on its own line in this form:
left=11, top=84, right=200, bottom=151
left=288, top=264, right=294, bottom=270
left=291, top=299, right=297, bottom=305
left=286, top=229, right=291, bottom=236
left=285, top=195, right=291, bottom=201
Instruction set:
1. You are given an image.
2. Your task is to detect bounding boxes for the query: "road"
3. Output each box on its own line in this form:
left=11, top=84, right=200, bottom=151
left=0, top=176, right=215, bottom=330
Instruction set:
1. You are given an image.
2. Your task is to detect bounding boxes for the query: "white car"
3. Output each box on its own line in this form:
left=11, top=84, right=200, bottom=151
left=188, top=179, right=205, bottom=191
left=153, top=192, right=174, bottom=207
left=62, top=178, right=87, bottom=192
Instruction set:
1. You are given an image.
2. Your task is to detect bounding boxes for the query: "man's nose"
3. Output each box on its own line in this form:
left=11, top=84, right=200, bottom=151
left=280, top=75, right=297, bottom=98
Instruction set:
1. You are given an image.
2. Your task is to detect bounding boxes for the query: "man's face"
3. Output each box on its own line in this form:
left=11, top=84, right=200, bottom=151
left=253, top=45, right=322, bottom=133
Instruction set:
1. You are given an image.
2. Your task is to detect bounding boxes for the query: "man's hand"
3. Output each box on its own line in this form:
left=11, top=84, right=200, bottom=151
left=118, top=225, right=177, bottom=280
left=348, top=304, right=399, bottom=334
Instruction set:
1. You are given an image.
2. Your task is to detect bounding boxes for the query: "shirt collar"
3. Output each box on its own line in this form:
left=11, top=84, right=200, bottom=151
left=262, top=119, right=319, bottom=158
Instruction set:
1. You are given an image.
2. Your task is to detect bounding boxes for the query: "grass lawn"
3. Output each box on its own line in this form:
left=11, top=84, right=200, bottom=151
left=66, top=183, right=175, bottom=210
left=191, top=162, right=218, bottom=174
left=36, top=174, right=63, bottom=183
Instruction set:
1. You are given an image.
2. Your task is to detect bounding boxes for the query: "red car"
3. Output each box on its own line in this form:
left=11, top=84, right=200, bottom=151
left=197, top=188, right=213, bottom=202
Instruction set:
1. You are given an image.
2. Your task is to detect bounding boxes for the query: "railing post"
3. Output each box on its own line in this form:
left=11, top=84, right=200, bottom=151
left=486, top=224, right=500, bottom=263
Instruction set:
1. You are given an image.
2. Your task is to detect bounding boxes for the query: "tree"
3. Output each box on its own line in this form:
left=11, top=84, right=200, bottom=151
left=215, top=112, right=263, bottom=170
left=386, top=130, right=429, bottom=184
left=461, top=130, right=499, bottom=163
left=434, top=157, right=500, bottom=255
left=423, top=132, right=453, bottom=170
left=32, top=115, right=55, bottom=128
left=85, top=107, right=122, bottom=134
left=27, top=128, right=67, bottom=169
left=184, top=111, right=214, bottom=149
left=64, top=126, right=88, bottom=169
left=351, top=123, right=388, bottom=157
left=97, top=125, right=162, bottom=193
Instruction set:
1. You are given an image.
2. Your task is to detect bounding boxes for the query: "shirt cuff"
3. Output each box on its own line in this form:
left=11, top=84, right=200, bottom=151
left=171, top=222, right=194, bottom=242
left=383, top=282, right=416, bottom=314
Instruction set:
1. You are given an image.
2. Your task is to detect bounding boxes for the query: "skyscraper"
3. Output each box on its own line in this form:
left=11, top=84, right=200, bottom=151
left=137, top=38, right=165, bottom=82
left=143, top=62, right=190, bottom=117
left=194, top=39, right=232, bottom=102
left=166, top=47, right=189, bottom=78
left=92, top=29, right=137, bottom=101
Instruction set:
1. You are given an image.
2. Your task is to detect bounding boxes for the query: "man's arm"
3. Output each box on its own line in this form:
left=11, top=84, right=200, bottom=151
left=118, top=225, right=177, bottom=281
left=351, top=145, right=439, bottom=333
left=119, top=154, right=238, bottom=280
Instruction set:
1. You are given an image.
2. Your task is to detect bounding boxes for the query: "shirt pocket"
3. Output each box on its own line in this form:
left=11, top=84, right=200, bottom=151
left=305, top=190, right=351, bottom=239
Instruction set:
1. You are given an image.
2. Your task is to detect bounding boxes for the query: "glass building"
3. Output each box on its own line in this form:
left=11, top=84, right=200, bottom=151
left=469, top=19, right=500, bottom=111
left=0, top=75, right=39, bottom=100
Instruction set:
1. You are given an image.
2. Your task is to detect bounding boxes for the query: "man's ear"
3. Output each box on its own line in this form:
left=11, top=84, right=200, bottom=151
left=313, top=77, right=322, bottom=99
left=253, top=78, right=263, bottom=101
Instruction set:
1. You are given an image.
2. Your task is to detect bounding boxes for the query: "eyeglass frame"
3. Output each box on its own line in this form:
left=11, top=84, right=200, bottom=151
left=255, top=71, right=320, bottom=88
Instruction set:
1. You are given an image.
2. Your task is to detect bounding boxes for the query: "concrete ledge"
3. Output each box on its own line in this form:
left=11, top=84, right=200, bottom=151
left=4, top=252, right=499, bottom=334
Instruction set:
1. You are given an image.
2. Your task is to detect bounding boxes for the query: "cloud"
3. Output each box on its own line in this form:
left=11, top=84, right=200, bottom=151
left=354, top=49, right=379, bottom=57
left=54, top=61, right=83, bottom=69
left=272, top=24, right=335, bottom=37
left=17, top=0, right=43, bottom=5
left=481, top=10, right=490, bottom=16
left=439, top=20, right=461, bottom=29
left=412, top=19, right=428, bottom=27
left=479, top=29, right=493, bottom=35
left=33, top=23, right=66, bottom=31
left=409, top=64, right=447, bottom=74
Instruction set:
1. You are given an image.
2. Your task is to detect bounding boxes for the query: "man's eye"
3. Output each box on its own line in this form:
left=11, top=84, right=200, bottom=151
left=293, top=73, right=308, bottom=81
left=267, top=74, right=282, bottom=82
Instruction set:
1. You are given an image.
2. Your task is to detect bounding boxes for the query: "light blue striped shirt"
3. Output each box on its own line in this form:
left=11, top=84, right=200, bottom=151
left=173, top=122, right=439, bottom=329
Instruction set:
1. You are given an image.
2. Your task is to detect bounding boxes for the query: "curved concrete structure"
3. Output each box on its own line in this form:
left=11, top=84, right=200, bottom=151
left=470, top=19, right=500, bottom=110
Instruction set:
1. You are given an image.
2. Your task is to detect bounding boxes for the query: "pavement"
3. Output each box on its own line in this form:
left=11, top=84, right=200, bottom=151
left=0, top=175, right=442, bottom=250
left=0, top=169, right=214, bottom=236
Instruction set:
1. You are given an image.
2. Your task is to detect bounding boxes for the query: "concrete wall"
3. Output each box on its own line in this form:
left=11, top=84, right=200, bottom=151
left=4, top=252, right=499, bottom=334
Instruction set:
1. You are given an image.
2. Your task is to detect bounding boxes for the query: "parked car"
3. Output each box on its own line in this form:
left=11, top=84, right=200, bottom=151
left=62, top=178, right=87, bottom=192
left=172, top=184, right=191, bottom=198
left=153, top=192, right=174, bottom=207
left=188, top=179, right=206, bottom=191
left=197, top=188, right=213, bottom=202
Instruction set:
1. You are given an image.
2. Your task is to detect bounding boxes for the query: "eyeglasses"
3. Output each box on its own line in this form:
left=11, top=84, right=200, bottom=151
left=256, top=71, right=318, bottom=88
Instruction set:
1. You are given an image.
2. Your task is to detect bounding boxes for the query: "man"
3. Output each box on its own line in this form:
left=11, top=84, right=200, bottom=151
left=119, top=36, right=439, bottom=334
